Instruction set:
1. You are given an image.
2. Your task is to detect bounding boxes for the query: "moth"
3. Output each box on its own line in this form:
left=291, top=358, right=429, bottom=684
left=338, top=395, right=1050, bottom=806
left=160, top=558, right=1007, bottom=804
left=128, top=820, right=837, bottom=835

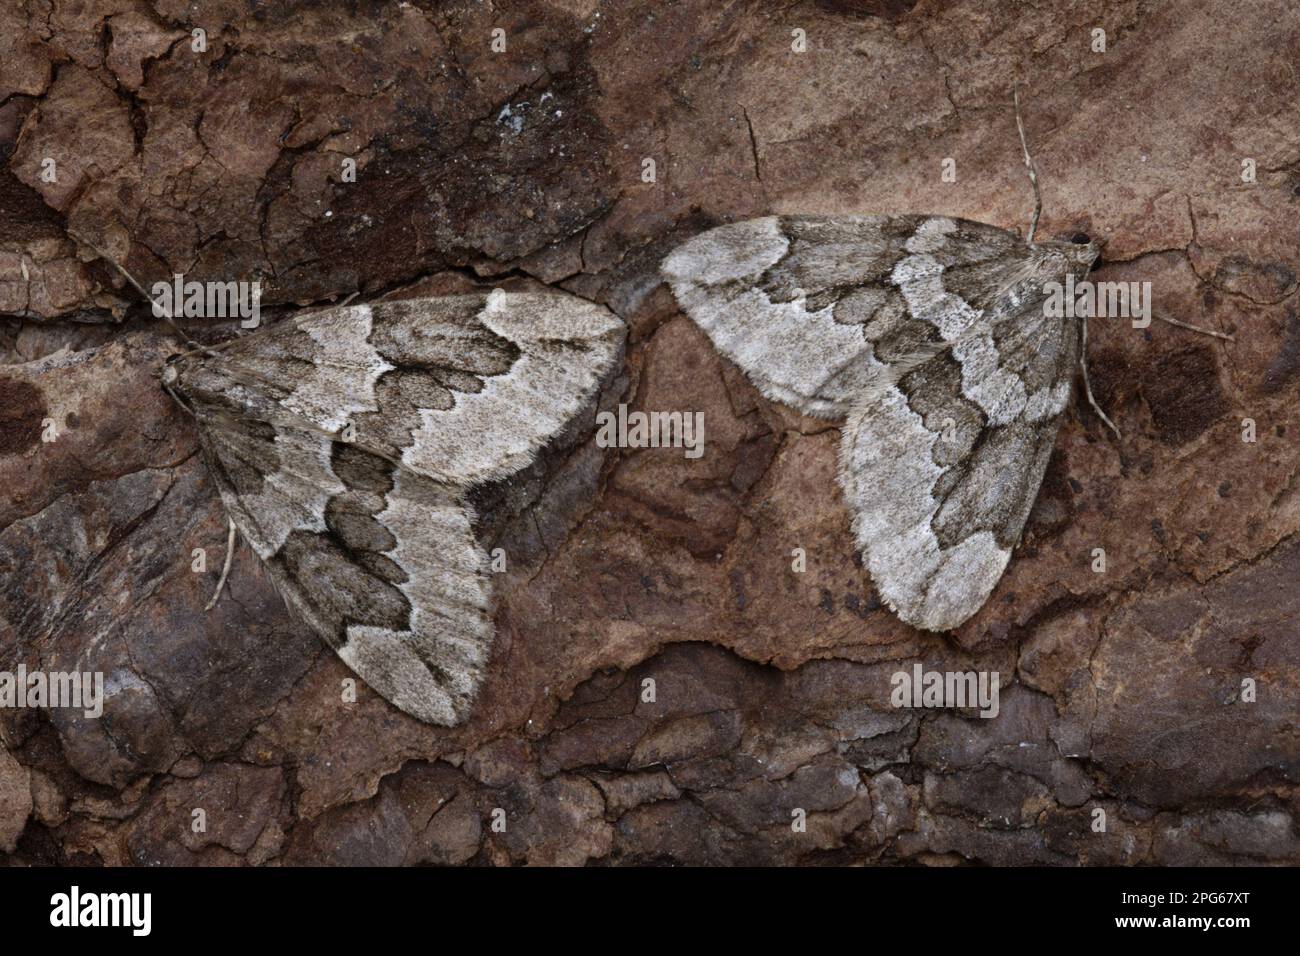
left=659, top=94, right=1227, bottom=633
left=662, top=214, right=1097, bottom=631
left=153, top=287, right=623, bottom=725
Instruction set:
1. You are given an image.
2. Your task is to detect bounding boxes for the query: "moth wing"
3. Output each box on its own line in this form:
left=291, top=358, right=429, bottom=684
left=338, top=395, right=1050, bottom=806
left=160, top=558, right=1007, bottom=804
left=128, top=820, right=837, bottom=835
left=838, top=286, right=1081, bottom=632
left=660, top=214, right=1029, bottom=419
left=196, top=290, right=624, bottom=487
left=197, top=417, right=491, bottom=725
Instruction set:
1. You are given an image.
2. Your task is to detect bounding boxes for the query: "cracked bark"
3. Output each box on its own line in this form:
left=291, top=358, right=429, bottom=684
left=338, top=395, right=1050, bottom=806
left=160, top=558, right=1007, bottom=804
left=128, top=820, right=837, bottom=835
left=0, top=0, right=1298, bottom=866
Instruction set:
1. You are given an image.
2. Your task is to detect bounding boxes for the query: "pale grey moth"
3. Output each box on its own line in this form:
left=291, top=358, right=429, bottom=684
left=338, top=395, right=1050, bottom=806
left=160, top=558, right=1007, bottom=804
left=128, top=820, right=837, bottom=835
left=661, top=214, right=1101, bottom=632
left=158, top=288, right=623, bottom=725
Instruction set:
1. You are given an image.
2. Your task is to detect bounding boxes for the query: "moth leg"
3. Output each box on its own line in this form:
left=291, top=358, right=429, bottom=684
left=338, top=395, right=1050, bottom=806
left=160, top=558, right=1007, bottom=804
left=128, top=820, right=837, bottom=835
left=204, top=516, right=238, bottom=612
left=1013, top=84, right=1042, bottom=244
left=1079, top=313, right=1122, bottom=439
left=1153, top=311, right=1234, bottom=341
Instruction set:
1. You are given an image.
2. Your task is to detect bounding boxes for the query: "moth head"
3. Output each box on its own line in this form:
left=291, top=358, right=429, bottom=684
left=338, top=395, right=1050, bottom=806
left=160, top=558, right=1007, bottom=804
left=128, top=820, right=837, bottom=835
left=1069, top=239, right=1101, bottom=272
left=160, top=356, right=183, bottom=388
left=1068, top=231, right=1104, bottom=263
left=159, top=355, right=194, bottom=415
left=1036, top=233, right=1103, bottom=276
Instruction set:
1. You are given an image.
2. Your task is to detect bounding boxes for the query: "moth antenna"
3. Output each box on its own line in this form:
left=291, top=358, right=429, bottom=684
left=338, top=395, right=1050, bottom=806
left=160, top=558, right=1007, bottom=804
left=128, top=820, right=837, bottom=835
left=1013, top=84, right=1042, bottom=245
left=1152, top=311, right=1234, bottom=341
left=204, top=516, right=238, bottom=612
left=81, top=241, right=209, bottom=352
left=1079, top=313, right=1122, bottom=439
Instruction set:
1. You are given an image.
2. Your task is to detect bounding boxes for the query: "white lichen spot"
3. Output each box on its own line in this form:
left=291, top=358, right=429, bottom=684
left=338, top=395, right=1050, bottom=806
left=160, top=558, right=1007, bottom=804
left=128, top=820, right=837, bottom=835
left=497, top=104, right=526, bottom=134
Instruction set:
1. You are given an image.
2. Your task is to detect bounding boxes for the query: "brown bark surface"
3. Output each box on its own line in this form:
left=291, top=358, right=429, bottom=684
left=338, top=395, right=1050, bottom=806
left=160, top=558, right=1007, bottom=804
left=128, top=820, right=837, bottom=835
left=0, top=0, right=1297, bottom=865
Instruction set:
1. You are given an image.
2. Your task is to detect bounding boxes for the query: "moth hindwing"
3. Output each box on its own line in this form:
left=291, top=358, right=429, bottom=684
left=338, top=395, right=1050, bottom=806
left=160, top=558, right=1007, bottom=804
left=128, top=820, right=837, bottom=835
left=662, top=214, right=1100, bottom=631
left=166, top=289, right=624, bottom=724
